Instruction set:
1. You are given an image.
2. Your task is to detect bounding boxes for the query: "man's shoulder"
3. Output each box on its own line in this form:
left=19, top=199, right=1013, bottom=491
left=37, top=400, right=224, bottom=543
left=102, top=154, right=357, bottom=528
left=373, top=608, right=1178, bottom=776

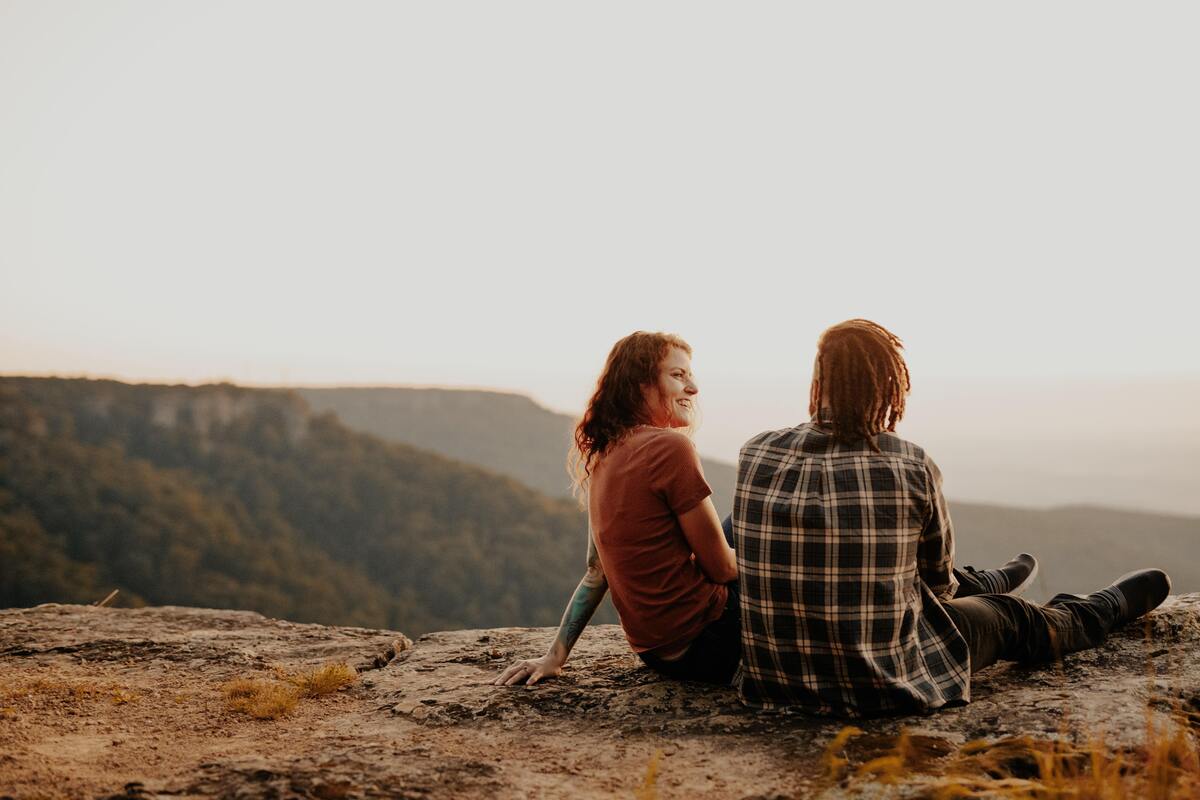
left=875, top=431, right=930, bottom=464
left=740, top=423, right=814, bottom=455
left=739, top=425, right=932, bottom=466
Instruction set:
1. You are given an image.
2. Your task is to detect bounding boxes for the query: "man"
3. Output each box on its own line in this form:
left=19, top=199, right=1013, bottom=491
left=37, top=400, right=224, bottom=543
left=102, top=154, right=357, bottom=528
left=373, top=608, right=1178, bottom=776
left=733, top=319, right=1170, bottom=717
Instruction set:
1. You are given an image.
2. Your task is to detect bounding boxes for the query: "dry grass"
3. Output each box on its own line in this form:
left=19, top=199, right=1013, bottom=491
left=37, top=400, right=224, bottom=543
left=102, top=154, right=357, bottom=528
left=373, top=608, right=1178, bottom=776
left=1, top=676, right=105, bottom=700
left=221, top=662, right=356, bottom=720
left=0, top=676, right=137, bottom=707
left=816, top=706, right=1200, bottom=798
left=221, top=678, right=299, bottom=720
left=855, top=729, right=913, bottom=785
left=635, top=749, right=662, bottom=800
left=925, top=722, right=1200, bottom=799
left=287, top=662, right=357, bottom=698
left=816, top=615, right=1200, bottom=798
left=823, top=725, right=864, bottom=780
left=110, top=688, right=139, bottom=705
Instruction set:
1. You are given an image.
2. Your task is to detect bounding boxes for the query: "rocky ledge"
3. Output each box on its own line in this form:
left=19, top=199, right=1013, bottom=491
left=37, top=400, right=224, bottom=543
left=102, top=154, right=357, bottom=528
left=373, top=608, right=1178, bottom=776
left=2, top=597, right=1200, bottom=799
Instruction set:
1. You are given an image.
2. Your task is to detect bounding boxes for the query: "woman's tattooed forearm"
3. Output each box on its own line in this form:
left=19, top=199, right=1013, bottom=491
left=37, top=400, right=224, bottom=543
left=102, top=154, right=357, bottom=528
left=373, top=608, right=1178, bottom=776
left=556, top=578, right=606, bottom=653
left=551, top=533, right=608, bottom=657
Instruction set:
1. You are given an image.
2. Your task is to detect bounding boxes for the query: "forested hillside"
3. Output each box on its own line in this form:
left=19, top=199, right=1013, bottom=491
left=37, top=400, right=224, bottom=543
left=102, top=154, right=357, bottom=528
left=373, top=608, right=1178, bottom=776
left=0, top=377, right=605, bottom=634
left=297, top=387, right=738, bottom=515
left=300, top=386, right=1200, bottom=602
left=4, top=377, right=1196, bottom=634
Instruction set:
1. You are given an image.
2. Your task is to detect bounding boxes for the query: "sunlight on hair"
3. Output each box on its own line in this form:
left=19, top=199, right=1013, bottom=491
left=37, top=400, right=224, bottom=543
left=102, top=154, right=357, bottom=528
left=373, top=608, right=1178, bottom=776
left=569, top=331, right=692, bottom=506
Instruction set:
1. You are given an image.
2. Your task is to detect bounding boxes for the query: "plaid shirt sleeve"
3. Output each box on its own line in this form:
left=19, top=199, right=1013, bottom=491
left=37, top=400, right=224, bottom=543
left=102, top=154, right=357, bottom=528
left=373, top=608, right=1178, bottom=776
left=917, top=454, right=958, bottom=601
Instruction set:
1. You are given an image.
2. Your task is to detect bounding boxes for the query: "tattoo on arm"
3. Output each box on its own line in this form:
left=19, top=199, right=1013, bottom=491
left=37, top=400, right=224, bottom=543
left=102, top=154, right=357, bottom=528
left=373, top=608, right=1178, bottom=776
left=556, top=579, right=606, bottom=653
left=583, top=530, right=604, bottom=586
left=549, top=533, right=608, bottom=661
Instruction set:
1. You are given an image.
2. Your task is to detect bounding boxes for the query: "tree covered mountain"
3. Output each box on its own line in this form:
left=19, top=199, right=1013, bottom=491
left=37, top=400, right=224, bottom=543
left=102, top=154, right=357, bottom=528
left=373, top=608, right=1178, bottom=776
left=296, top=386, right=739, bottom=516
left=0, top=377, right=608, bottom=634
left=3, top=377, right=1196, bottom=635
left=297, top=386, right=1200, bottom=602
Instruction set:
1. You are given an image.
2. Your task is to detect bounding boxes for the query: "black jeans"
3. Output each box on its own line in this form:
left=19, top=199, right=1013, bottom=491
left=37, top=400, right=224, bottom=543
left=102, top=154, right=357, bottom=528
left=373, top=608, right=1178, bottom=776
left=941, top=589, right=1123, bottom=672
left=639, top=515, right=741, bottom=685
left=638, top=588, right=741, bottom=685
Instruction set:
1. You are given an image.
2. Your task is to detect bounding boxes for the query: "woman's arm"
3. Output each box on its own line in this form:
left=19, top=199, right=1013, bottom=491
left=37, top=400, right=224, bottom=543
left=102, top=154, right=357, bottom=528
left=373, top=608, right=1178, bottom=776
left=493, top=531, right=609, bottom=686
left=678, top=497, right=737, bottom=584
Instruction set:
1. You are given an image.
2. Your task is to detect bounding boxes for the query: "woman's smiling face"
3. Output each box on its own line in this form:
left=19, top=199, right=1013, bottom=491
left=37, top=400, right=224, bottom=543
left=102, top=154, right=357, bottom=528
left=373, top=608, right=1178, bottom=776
left=643, top=346, right=698, bottom=428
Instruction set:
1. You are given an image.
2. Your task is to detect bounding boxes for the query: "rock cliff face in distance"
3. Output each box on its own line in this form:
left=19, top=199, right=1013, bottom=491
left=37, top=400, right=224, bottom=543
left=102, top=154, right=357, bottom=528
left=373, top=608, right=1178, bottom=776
left=2, top=598, right=1200, bottom=798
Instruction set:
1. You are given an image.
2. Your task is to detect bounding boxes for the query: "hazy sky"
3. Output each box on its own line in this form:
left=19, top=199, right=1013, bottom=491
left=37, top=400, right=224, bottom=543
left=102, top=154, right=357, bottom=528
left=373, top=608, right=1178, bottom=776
left=3, top=3, right=1198, bottom=488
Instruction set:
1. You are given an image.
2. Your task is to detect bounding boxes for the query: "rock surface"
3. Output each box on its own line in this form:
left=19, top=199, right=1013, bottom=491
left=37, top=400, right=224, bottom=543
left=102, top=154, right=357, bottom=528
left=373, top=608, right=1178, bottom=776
left=2, top=597, right=1200, bottom=798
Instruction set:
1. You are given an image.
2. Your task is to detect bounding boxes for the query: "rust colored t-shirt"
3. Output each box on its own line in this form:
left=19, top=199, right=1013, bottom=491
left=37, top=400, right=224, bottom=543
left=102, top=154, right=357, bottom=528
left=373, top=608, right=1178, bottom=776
left=589, top=426, right=727, bottom=654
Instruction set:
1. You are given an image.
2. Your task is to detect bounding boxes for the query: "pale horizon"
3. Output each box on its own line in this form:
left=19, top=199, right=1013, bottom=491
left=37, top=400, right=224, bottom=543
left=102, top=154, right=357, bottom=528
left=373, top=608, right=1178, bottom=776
left=3, top=3, right=1198, bottom=514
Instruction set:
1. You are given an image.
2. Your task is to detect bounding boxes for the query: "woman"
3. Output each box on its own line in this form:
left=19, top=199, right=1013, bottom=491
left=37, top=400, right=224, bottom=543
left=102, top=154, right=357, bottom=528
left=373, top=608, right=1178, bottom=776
left=493, top=331, right=741, bottom=686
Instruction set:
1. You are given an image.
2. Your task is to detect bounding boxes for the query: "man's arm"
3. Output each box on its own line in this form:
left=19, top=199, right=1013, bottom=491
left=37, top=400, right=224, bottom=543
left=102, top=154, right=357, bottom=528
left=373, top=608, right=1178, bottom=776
left=917, top=456, right=958, bottom=601
left=494, top=531, right=609, bottom=686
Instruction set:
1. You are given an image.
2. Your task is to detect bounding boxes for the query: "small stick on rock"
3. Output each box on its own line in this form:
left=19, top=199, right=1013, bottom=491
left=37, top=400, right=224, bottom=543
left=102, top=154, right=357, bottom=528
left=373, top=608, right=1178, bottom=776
left=94, top=589, right=120, bottom=608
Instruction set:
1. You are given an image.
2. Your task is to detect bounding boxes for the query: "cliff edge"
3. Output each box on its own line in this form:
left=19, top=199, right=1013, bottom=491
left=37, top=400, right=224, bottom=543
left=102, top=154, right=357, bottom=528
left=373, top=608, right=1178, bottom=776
left=3, top=597, right=1200, bottom=798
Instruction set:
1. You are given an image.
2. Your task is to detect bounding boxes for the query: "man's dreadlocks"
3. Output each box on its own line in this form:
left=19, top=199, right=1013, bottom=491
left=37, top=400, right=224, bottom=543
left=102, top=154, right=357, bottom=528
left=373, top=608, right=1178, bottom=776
left=808, top=319, right=910, bottom=451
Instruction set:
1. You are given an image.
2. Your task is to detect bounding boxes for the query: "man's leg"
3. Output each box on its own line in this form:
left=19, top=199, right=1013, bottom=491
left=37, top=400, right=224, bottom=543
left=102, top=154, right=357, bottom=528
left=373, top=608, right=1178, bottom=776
left=953, top=553, right=1039, bottom=598
left=942, top=569, right=1169, bottom=672
left=942, top=593, right=1114, bottom=671
left=952, top=569, right=996, bottom=597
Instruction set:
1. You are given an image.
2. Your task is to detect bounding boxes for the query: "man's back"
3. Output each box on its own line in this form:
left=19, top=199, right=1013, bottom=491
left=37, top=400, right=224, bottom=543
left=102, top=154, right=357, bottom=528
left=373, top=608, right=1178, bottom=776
left=733, top=422, right=970, bottom=717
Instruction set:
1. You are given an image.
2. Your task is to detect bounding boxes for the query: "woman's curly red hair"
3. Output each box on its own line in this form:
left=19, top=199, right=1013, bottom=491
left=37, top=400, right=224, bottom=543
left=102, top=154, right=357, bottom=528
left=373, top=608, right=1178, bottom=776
left=568, top=331, right=691, bottom=502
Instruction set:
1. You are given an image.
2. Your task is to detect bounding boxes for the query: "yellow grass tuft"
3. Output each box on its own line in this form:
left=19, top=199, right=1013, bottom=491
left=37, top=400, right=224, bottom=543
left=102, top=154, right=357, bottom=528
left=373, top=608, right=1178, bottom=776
left=635, top=750, right=662, bottom=800
left=0, top=677, right=101, bottom=699
left=221, top=662, right=356, bottom=720
left=823, top=725, right=864, bottom=780
left=287, top=662, right=357, bottom=698
left=0, top=676, right=129, bottom=706
left=835, top=713, right=1200, bottom=799
left=855, top=728, right=911, bottom=785
left=221, top=678, right=299, bottom=719
left=831, top=621, right=1200, bottom=797
left=110, top=688, right=138, bottom=705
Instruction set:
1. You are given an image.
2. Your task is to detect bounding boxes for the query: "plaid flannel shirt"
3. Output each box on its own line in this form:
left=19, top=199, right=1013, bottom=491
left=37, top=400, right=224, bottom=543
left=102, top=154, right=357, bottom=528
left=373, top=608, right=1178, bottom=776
left=733, top=422, right=970, bottom=717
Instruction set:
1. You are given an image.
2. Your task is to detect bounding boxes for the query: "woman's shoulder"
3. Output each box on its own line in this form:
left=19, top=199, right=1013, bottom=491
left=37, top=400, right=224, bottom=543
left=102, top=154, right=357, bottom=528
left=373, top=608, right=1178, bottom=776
left=632, top=426, right=698, bottom=460
left=631, top=425, right=691, bottom=444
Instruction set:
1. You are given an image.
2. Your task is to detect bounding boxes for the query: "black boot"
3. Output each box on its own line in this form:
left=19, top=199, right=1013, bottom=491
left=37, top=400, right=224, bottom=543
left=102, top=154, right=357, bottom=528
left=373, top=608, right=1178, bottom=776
left=1093, top=569, right=1171, bottom=627
left=961, top=553, right=1039, bottom=596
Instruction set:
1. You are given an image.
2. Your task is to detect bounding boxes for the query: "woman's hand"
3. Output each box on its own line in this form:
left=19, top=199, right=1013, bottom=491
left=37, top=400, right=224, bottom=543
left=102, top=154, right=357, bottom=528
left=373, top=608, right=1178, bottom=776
left=493, top=654, right=564, bottom=686
left=493, top=533, right=607, bottom=688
